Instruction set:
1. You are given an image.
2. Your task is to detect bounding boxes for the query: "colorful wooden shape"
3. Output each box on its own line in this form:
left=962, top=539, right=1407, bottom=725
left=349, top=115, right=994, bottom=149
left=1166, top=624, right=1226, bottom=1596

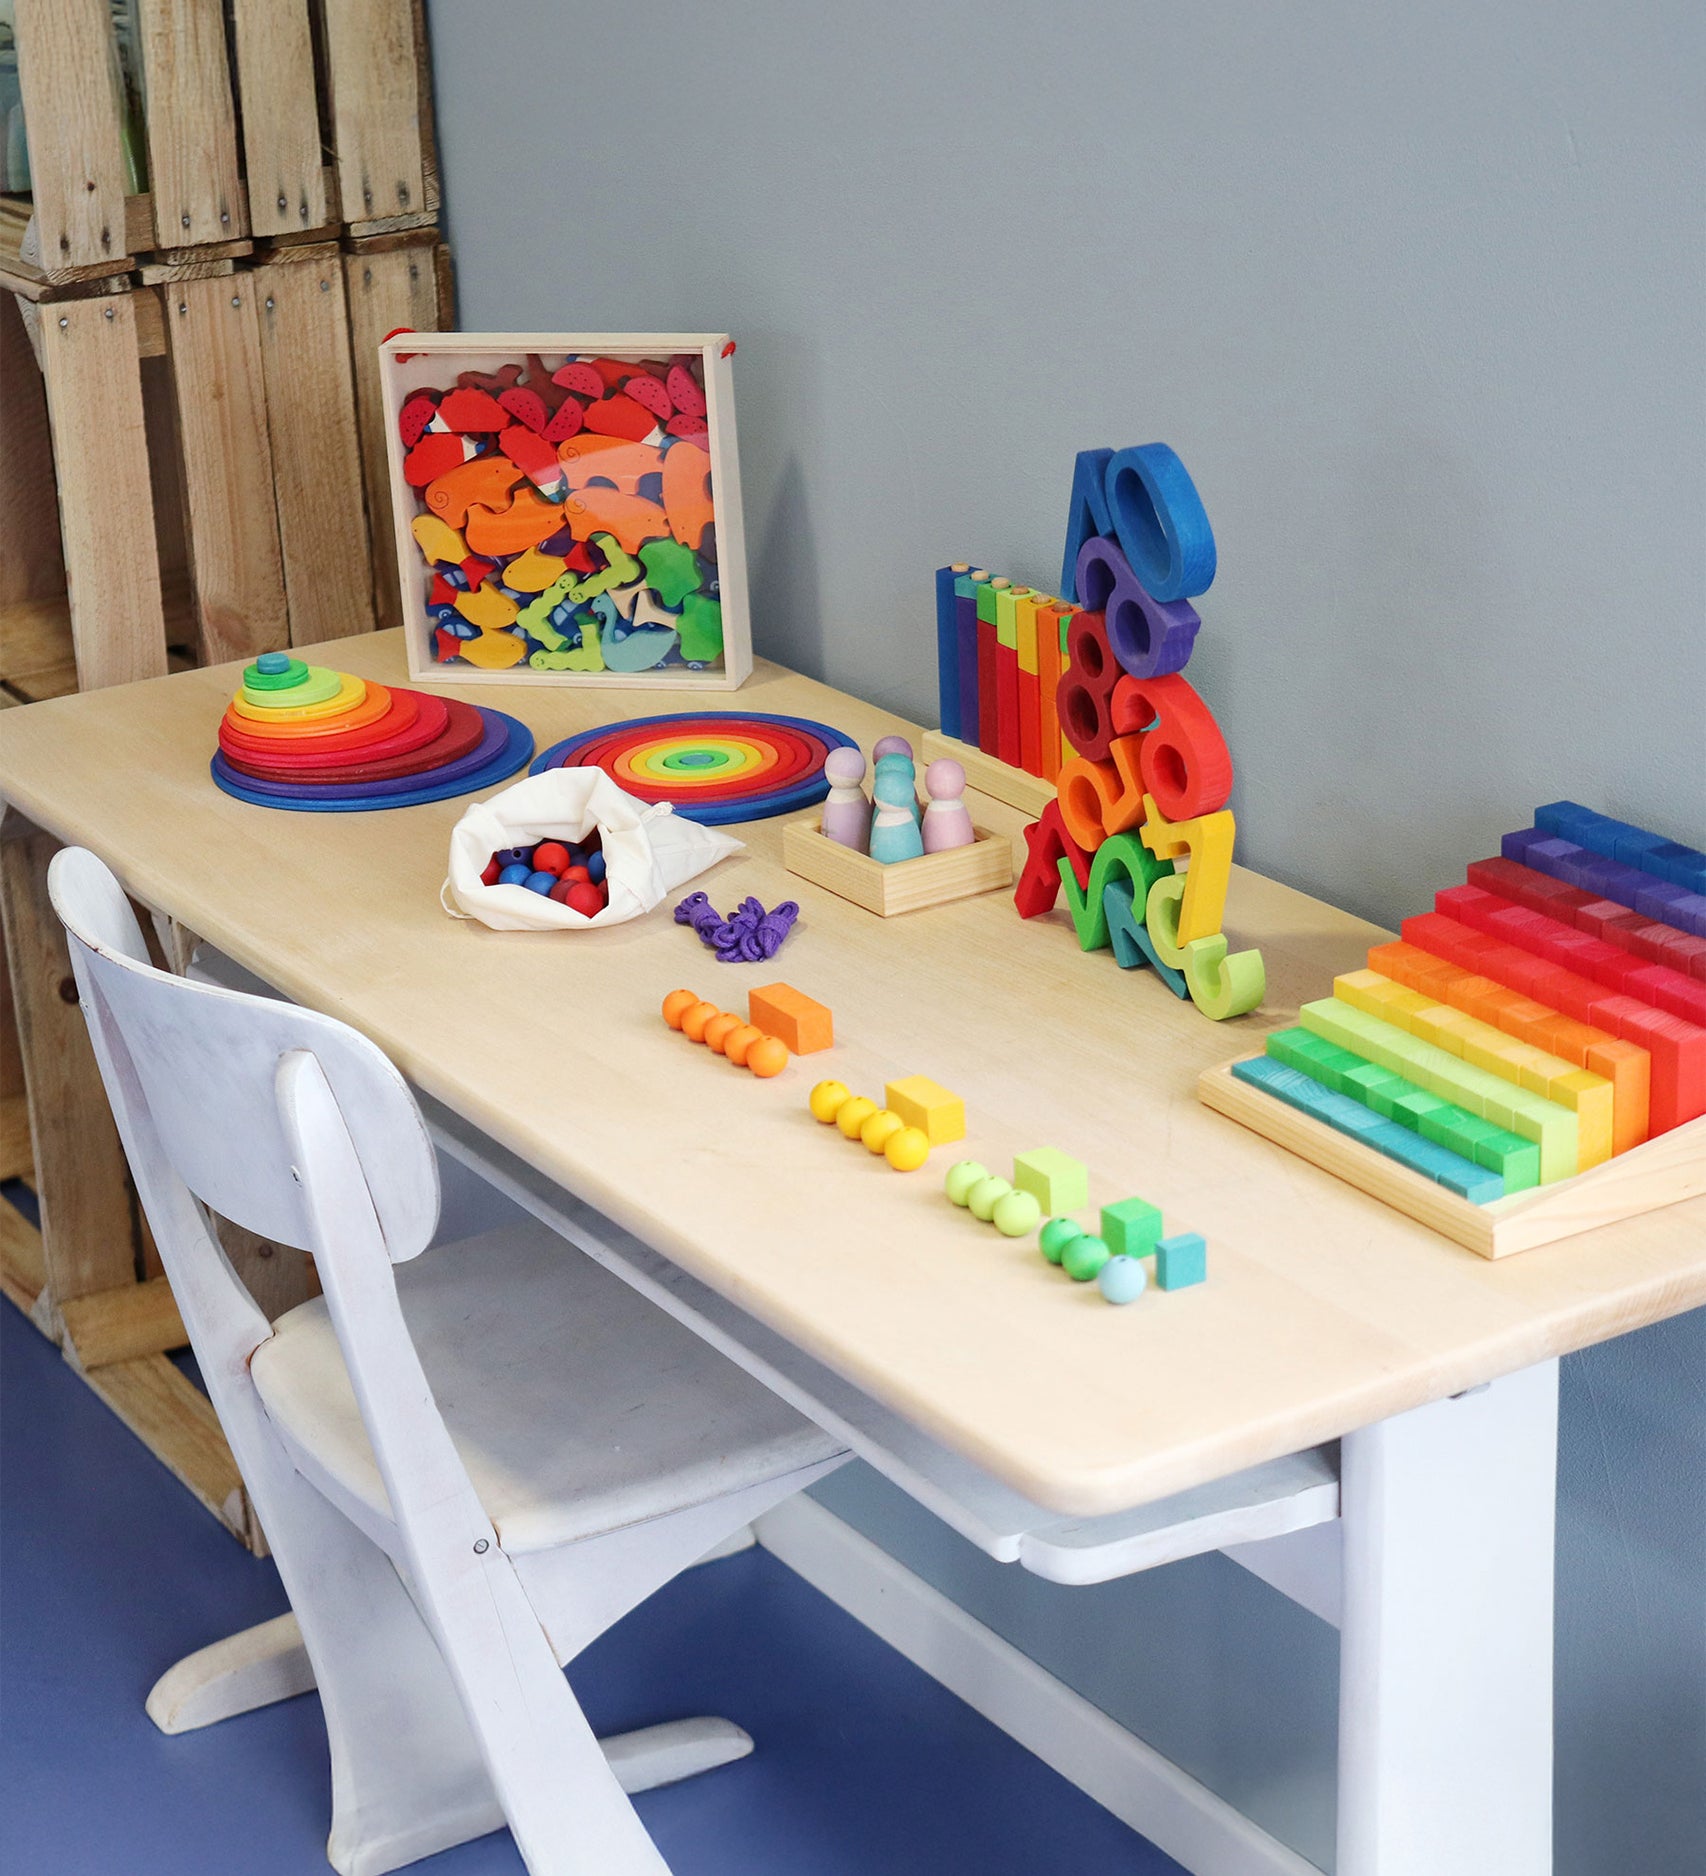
left=556, top=436, right=663, bottom=492
left=1103, top=878, right=1189, bottom=996
left=583, top=391, right=656, bottom=440
left=398, top=392, right=438, bottom=447
left=1012, top=1148, right=1088, bottom=1215
left=453, top=582, right=520, bottom=631
left=458, top=627, right=527, bottom=669
left=936, top=565, right=968, bottom=742
left=1055, top=607, right=1119, bottom=762
left=1014, top=799, right=1092, bottom=918
left=661, top=441, right=715, bottom=550
left=497, top=386, right=550, bottom=433
left=504, top=546, right=570, bottom=593
left=1155, top=1232, right=1208, bottom=1290
left=411, top=513, right=469, bottom=566
left=884, top=1075, right=965, bottom=1145
left=748, top=984, right=833, bottom=1055
left=1059, top=447, right=1113, bottom=600
left=1056, top=735, right=1147, bottom=852
left=498, top=424, right=567, bottom=497
left=561, top=487, right=666, bottom=555
left=1101, top=443, right=1216, bottom=603
left=403, top=432, right=472, bottom=487
left=1074, top=534, right=1201, bottom=681
left=638, top=536, right=702, bottom=607
left=1180, top=930, right=1266, bottom=1021
left=666, top=361, right=708, bottom=418
left=1099, top=1196, right=1162, bottom=1260
left=976, top=578, right=1006, bottom=755
left=677, top=594, right=723, bottom=665
left=438, top=385, right=508, bottom=432
left=425, top=455, right=525, bottom=526
left=1140, top=794, right=1234, bottom=946
left=465, top=486, right=568, bottom=557
left=955, top=572, right=986, bottom=754
left=1109, top=671, right=1234, bottom=820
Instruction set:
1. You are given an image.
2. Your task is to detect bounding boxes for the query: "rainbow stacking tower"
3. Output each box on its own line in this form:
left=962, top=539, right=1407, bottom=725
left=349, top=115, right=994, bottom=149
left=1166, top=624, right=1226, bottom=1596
left=937, top=443, right=1264, bottom=1023
left=211, top=653, right=533, bottom=811
left=1209, top=800, right=1706, bottom=1252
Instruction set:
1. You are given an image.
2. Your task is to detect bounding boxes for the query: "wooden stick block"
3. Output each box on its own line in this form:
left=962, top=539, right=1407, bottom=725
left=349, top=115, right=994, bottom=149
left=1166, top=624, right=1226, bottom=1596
left=253, top=258, right=375, bottom=646
left=13, top=0, right=135, bottom=278
left=231, top=0, right=333, bottom=239
left=166, top=275, right=289, bottom=662
left=344, top=239, right=445, bottom=634
left=135, top=0, right=249, bottom=246
left=60, top=1274, right=188, bottom=1369
left=919, top=733, right=1057, bottom=819
left=0, top=811, right=139, bottom=1304
left=36, top=296, right=170, bottom=689
left=320, top=0, right=428, bottom=226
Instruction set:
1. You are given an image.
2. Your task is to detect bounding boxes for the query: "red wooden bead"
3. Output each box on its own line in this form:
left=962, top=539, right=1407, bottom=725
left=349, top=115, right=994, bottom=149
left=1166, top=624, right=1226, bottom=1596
left=565, top=881, right=604, bottom=916
left=481, top=858, right=502, bottom=886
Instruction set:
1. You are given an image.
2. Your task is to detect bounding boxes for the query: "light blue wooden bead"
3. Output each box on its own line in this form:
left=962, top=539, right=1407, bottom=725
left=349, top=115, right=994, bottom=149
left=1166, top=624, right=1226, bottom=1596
left=1098, top=1255, right=1148, bottom=1305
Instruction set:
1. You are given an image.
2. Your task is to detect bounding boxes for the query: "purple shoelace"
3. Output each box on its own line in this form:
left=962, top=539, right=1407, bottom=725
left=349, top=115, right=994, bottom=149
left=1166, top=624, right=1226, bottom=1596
left=674, top=891, right=799, bottom=962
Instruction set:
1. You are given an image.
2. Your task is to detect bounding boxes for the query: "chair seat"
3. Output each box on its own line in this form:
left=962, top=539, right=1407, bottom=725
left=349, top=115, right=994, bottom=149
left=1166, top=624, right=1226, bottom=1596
left=251, top=1221, right=842, bottom=1555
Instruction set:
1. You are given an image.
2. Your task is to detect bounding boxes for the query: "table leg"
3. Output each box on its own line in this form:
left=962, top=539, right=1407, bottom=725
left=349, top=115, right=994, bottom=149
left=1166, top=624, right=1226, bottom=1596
left=1337, top=1360, right=1559, bottom=1876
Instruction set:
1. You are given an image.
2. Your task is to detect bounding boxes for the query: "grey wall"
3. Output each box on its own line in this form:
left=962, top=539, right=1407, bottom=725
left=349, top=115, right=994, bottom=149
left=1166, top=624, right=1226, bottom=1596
left=426, top=3, right=1706, bottom=1869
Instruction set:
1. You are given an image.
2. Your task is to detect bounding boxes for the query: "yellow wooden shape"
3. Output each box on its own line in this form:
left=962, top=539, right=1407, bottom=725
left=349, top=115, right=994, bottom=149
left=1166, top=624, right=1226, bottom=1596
left=1016, top=594, right=1041, bottom=676
left=458, top=628, right=526, bottom=670
left=228, top=672, right=365, bottom=723
left=411, top=512, right=467, bottom=566
left=505, top=547, right=570, bottom=593
left=1139, top=794, right=1234, bottom=945
left=454, top=582, right=520, bottom=630
left=884, top=1075, right=966, bottom=1145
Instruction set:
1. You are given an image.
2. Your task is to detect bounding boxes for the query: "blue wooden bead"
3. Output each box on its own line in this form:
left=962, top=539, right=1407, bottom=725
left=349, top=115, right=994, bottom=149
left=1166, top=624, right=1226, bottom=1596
left=496, top=846, right=534, bottom=868
left=524, top=870, right=557, bottom=894
left=497, top=864, right=532, bottom=887
left=1098, top=1255, right=1148, bottom=1305
left=587, top=851, right=607, bottom=884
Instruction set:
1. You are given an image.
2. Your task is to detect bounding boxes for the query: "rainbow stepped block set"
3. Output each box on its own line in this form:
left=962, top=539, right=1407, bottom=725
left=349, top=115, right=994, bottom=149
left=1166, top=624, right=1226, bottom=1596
left=1218, top=799, right=1706, bottom=1248
left=937, top=443, right=1263, bottom=1022
left=211, top=653, right=533, bottom=812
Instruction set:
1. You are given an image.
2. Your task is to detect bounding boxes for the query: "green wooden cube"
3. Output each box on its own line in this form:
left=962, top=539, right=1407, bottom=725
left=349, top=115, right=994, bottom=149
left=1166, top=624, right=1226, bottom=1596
left=1100, top=1196, right=1163, bottom=1260
left=1012, top=1148, right=1089, bottom=1216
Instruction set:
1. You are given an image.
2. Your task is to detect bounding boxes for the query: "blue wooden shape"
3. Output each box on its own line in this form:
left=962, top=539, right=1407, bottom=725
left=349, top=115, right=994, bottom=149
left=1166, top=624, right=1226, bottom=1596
left=936, top=565, right=964, bottom=742
left=1059, top=448, right=1113, bottom=602
left=1103, top=444, right=1216, bottom=603
left=1102, top=879, right=1188, bottom=997
left=603, top=625, right=678, bottom=673
left=211, top=711, right=533, bottom=813
left=1154, top=1232, right=1207, bottom=1291
left=1535, top=800, right=1706, bottom=895
left=869, top=767, right=925, bottom=863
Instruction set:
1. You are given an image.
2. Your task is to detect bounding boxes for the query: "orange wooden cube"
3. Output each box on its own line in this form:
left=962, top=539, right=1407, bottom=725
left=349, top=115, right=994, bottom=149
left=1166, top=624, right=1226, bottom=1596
left=747, top=983, right=833, bottom=1055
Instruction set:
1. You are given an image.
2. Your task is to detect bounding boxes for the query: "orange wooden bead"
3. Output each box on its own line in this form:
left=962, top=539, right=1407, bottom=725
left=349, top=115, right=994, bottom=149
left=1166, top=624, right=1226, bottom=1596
left=662, top=988, right=698, bottom=1029
left=722, top=1023, right=764, bottom=1065
left=681, top=1000, right=721, bottom=1043
left=703, top=1011, right=742, bottom=1053
left=746, top=1035, right=789, bottom=1078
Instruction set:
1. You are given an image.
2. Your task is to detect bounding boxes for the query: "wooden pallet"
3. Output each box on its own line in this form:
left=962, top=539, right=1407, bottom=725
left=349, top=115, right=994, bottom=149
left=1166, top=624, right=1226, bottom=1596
left=1199, top=1057, right=1706, bottom=1258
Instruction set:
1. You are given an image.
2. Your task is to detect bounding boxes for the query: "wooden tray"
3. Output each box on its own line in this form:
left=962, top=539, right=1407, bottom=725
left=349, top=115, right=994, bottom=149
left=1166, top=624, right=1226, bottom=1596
left=783, top=815, right=1013, bottom=916
left=1199, top=1056, right=1706, bottom=1258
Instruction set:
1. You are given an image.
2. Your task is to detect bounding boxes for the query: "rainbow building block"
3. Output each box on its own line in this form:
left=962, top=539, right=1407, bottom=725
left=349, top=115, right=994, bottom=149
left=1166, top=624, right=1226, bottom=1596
left=1012, top=1148, right=1089, bottom=1215
left=1227, top=802, right=1705, bottom=1207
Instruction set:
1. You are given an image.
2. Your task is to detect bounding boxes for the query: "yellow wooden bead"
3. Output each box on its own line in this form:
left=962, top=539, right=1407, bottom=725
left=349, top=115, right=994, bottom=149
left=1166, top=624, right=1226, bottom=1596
left=810, top=1079, right=851, bottom=1124
left=837, top=1096, right=879, bottom=1140
left=884, top=1126, right=931, bottom=1172
left=860, top=1109, right=905, bottom=1155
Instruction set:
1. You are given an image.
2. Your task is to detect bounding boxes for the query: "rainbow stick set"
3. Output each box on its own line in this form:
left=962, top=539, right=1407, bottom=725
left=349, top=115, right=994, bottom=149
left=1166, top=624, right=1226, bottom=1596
left=937, top=443, right=1263, bottom=1023
left=1229, top=801, right=1706, bottom=1208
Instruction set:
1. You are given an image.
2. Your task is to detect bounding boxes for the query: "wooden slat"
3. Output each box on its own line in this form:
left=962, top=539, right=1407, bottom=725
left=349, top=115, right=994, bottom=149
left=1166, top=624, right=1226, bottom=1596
left=0, top=1096, right=34, bottom=1183
left=165, top=276, right=289, bottom=663
left=13, top=0, right=134, bottom=279
left=253, top=257, right=375, bottom=646
left=0, top=294, right=67, bottom=617
left=343, top=238, right=443, bottom=633
left=60, top=1273, right=187, bottom=1368
left=0, top=811, right=138, bottom=1305
left=80, top=1352, right=248, bottom=1537
left=0, top=1193, right=47, bottom=1315
left=35, top=296, right=169, bottom=690
left=231, top=0, right=333, bottom=240
left=321, top=0, right=427, bottom=227
left=134, top=0, right=248, bottom=248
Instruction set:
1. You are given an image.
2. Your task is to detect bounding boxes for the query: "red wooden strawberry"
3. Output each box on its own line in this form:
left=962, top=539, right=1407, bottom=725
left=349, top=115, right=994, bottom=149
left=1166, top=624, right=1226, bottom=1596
left=398, top=391, right=439, bottom=448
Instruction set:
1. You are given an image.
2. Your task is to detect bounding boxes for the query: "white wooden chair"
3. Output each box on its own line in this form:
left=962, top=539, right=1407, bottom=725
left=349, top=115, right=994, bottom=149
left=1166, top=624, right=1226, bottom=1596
left=48, top=847, right=847, bottom=1876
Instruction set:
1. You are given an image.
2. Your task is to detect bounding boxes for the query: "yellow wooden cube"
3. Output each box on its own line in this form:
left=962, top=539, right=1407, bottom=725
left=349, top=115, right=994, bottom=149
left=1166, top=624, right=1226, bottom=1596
left=884, top=1075, right=966, bottom=1145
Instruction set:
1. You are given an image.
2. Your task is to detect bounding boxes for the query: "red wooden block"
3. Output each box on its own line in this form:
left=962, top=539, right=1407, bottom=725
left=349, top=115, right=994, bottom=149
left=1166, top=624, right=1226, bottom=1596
left=438, top=386, right=508, bottom=433
left=552, top=361, right=605, bottom=400
left=542, top=395, right=585, bottom=443
left=977, top=620, right=1000, bottom=754
left=996, top=641, right=1020, bottom=768
left=1018, top=669, right=1041, bottom=776
left=1015, top=800, right=1093, bottom=918
left=497, top=387, right=550, bottom=434
left=403, top=432, right=468, bottom=488
left=398, top=391, right=438, bottom=448
left=583, top=393, right=655, bottom=442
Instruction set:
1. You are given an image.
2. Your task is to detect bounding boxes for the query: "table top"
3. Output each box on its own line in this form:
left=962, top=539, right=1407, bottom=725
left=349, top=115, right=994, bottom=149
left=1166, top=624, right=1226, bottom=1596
left=4, top=632, right=1703, bottom=1518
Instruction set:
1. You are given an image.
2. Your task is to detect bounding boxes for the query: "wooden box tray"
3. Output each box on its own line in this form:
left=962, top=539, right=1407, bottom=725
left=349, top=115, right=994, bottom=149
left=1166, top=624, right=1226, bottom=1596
left=1199, top=1056, right=1706, bottom=1258
left=783, top=815, right=1013, bottom=917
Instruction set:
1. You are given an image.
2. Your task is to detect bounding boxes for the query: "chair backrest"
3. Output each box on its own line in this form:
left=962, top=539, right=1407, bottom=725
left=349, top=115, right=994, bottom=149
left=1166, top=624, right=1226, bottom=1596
left=48, top=847, right=439, bottom=1261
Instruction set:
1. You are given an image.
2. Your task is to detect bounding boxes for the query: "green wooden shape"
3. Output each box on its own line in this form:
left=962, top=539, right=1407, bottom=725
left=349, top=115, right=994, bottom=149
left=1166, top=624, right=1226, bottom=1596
left=994, top=584, right=1025, bottom=649
left=1058, top=857, right=1109, bottom=952
left=975, top=579, right=1001, bottom=624
left=1104, top=879, right=1189, bottom=995
left=1060, top=833, right=1171, bottom=957
left=1100, top=1197, right=1163, bottom=1260
left=638, top=536, right=701, bottom=608
left=677, top=592, right=723, bottom=663
left=1012, top=1148, right=1089, bottom=1216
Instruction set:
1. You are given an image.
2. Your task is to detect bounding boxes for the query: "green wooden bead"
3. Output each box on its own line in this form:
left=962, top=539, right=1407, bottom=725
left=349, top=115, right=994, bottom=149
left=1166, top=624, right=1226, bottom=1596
left=991, top=1189, right=1042, bottom=1238
left=967, top=1175, right=1012, bottom=1222
left=1038, top=1217, right=1085, bottom=1265
left=944, top=1160, right=990, bottom=1207
left=1061, top=1233, right=1111, bottom=1283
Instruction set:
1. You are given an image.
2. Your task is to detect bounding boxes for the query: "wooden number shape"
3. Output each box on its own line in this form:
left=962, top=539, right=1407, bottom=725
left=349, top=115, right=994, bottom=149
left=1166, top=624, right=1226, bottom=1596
left=1060, top=832, right=1172, bottom=953
left=1059, top=447, right=1113, bottom=601
left=1015, top=799, right=1093, bottom=919
left=1056, top=734, right=1146, bottom=852
left=1055, top=608, right=1120, bottom=762
left=1182, top=932, right=1265, bottom=1021
left=1140, top=795, right=1235, bottom=947
left=1075, top=535, right=1200, bottom=681
left=1110, top=672, right=1234, bottom=820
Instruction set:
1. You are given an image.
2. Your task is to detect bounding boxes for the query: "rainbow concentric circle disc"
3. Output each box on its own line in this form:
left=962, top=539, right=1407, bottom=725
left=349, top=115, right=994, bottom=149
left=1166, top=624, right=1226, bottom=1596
left=530, top=711, right=857, bottom=825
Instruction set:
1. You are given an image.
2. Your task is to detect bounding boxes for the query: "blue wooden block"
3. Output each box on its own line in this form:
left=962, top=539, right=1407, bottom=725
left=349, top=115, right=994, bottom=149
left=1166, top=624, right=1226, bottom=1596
left=1501, top=827, right=1544, bottom=864
left=936, top=564, right=965, bottom=742
left=1155, top=1231, right=1206, bottom=1291
left=1101, top=443, right=1217, bottom=604
left=1059, top=448, right=1113, bottom=603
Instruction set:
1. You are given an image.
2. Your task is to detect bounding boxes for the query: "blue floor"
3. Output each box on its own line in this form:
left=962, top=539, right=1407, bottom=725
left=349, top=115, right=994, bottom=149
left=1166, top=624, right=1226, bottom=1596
left=0, top=1291, right=1184, bottom=1875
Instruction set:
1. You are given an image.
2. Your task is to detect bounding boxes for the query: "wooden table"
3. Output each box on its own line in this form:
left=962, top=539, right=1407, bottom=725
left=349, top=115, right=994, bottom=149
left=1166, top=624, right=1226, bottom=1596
left=4, top=630, right=1703, bottom=1876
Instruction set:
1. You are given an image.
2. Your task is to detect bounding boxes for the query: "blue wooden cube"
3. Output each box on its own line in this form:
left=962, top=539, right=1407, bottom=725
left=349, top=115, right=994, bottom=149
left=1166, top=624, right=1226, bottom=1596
left=1155, top=1231, right=1207, bottom=1291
